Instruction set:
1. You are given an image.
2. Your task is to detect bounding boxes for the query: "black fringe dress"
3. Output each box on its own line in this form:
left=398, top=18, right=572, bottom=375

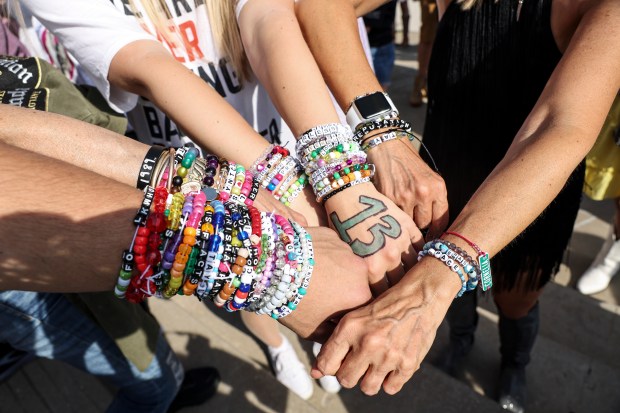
left=421, top=0, right=584, bottom=292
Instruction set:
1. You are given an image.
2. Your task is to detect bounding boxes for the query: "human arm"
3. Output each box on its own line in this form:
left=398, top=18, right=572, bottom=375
left=0, top=142, right=145, bottom=292
left=107, top=39, right=273, bottom=167
left=0, top=104, right=148, bottom=187
left=108, top=39, right=316, bottom=222
left=0, top=102, right=308, bottom=227
left=237, top=0, right=341, bottom=135
left=18, top=0, right=280, bottom=169
left=294, top=0, right=449, bottom=237
left=0, top=141, right=372, bottom=337
left=238, top=0, right=422, bottom=291
left=312, top=0, right=620, bottom=394
left=17, top=0, right=312, bottom=222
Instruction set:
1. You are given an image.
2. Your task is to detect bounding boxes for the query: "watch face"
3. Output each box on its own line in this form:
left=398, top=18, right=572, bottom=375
left=355, top=92, right=392, bottom=119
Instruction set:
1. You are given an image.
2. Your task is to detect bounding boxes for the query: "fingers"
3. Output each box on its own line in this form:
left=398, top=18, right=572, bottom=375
left=359, top=364, right=392, bottom=395
left=310, top=364, right=324, bottom=379
left=412, top=204, right=432, bottom=231
left=426, top=200, right=449, bottom=241
left=367, top=219, right=421, bottom=292
left=382, top=368, right=415, bottom=395
left=274, top=201, right=306, bottom=225
left=368, top=276, right=390, bottom=297
left=365, top=247, right=394, bottom=296
left=336, top=352, right=371, bottom=389
left=313, top=331, right=351, bottom=377
left=288, top=206, right=309, bottom=227
left=254, top=190, right=309, bottom=226
left=408, top=222, right=425, bottom=252
left=401, top=242, right=418, bottom=273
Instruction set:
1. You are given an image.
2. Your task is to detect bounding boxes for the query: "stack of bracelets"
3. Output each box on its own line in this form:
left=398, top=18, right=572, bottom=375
left=115, top=146, right=314, bottom=319
left=341, top=91, right=493, bottom=297
left=417, top=237, right=493, bottom=298
left=295, top=123, right=375, bottom=203
left=248, top=145, right=307, bottom=206
left=344, top=91, right=441, bottom=172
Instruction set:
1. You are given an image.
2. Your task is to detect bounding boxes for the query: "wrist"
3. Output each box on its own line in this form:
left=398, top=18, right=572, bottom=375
left=297, top=123, right=374, bottom=203
left=373, top=257, right=460, bottom=320
left=136, top=145, right=166, bottom=190
left=440, top=231, right=493, bottom=292
left=323, top=181, right=376, bottom=209
left=365, top=135, right=419, bottom=160
left=346, top=91, right=399, bottom=131
left=401, top=256, right=463, bottom=302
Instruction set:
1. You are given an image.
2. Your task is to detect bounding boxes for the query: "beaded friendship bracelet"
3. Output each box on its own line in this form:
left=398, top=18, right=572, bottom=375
left=115, top=147, right=315, bottom=319
left=249, top=146, right=307, bottom=206
left=296, top=123, right=375, bottom=203
left=444, top=231, right=493, bottom=291
left=417, top=237, right=491, bottom=298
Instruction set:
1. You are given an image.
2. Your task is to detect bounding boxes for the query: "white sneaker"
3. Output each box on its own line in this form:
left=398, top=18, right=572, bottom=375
left=577, top=233, right=620, bottom=295
left=268, top=335, right=314, bottom=400
left=312, top=342, right=342, bottom=394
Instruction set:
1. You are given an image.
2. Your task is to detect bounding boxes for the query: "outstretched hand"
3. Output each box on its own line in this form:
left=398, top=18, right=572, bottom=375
left=368, top=138, right=448, bottom=240
left=310, top=256, right=461, bottom=395
left=278, top=226, right=372, bottom=342
left=324, top=182, right=422, bottom=295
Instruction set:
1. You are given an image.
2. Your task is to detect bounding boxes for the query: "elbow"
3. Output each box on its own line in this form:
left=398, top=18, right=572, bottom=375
left=107, top=39, right=168, bottom=99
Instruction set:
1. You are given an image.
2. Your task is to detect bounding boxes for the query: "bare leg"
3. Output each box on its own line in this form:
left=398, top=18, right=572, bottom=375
left=240, top=311, right=284, bottom=347
left=493, top=287, right=543, bottom=320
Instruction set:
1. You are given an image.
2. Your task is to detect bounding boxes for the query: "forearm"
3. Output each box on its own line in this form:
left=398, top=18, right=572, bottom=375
left=446, top=125, right=591, bottom=257
left=109, top=40, right=271, bottom=168
left=0, top=142, right=142, bottom=292
left=239, top=0, right=340, bottom=135
left=447, top=0, right=620, bottom=258
left=0, top=105, right=147, bottom=187
left=337, top=0, right=389, bottom=17
left=295, top=0, right=383, bottom=110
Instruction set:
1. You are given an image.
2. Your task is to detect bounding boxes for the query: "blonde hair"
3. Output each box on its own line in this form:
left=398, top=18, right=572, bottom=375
left=130, top=0, right=250, bottom=84
left=457, top=0, right=501, bottom=10
left=457, top=0, right=478, bottom=9
left=207, top=1, right=250, bottom=83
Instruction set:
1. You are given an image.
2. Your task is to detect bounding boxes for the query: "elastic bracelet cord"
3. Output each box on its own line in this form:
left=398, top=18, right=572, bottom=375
left=249, top=144, right=275, bottom=175
left=443, top=231, right=493, bottom=291
left=322, top=183, right=352, bottom=203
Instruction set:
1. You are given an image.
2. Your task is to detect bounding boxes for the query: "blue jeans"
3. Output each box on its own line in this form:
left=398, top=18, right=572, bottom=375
left=0, top=291, right=184, bottom=413
left=370, top=42, right=396, bottom=87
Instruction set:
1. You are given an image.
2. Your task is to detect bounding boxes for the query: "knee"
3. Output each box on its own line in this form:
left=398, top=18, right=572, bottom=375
left=494, top=291, right=540, bottom=319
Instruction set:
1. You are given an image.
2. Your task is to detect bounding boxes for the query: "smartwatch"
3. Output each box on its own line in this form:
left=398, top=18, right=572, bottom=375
left=345, top=92, right=399, bottom=131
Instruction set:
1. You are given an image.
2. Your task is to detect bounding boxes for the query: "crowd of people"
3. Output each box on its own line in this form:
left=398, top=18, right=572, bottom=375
left=0, top=1, right=618, bottom=413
